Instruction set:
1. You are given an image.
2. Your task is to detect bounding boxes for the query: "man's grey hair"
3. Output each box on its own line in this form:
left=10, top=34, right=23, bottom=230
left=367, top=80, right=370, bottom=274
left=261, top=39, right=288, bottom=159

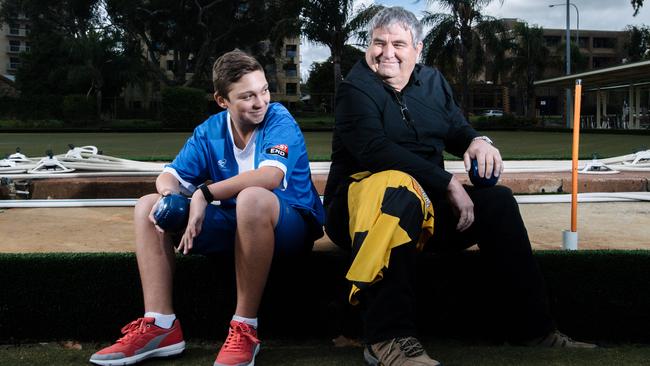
left=367, top=6, right=423, bottom=48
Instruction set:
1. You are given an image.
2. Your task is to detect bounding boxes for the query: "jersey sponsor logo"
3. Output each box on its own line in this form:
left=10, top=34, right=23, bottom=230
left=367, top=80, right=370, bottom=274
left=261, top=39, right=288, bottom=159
left=266, top=144, right=289, bottom=158
left=218, top=159, right=228, bottom=169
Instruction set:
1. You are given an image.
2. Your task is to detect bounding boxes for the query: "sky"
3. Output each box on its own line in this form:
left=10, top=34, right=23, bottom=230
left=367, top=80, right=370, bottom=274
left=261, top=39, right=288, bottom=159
left=300, top=0, right=650, bottom=80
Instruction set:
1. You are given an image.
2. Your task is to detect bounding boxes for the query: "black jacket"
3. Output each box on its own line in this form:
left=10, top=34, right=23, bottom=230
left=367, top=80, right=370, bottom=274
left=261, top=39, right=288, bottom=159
left=323, top=59, right=479, bottom=206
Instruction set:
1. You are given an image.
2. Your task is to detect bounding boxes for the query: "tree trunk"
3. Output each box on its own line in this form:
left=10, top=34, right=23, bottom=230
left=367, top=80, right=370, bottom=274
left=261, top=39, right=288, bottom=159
left=332, top=46, right=342, bottom=95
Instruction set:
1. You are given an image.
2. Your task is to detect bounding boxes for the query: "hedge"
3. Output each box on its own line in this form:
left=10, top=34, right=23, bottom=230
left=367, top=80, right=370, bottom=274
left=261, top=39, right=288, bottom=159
left=1, top=250, right=650, bottom=343
left=161, top=87, right=209, bottom=129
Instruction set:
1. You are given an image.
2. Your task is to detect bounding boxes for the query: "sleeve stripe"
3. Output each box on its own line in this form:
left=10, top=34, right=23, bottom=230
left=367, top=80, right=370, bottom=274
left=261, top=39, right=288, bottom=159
left=162, top=166, right=196, bottom=195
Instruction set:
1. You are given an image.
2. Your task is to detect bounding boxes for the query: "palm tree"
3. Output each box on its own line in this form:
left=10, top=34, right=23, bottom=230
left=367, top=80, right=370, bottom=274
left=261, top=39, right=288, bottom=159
left=421, top=0, right=506, bottom=115
left=511, top=22, right=549, bottom=118
left=301, top=0, right=383, bottom=91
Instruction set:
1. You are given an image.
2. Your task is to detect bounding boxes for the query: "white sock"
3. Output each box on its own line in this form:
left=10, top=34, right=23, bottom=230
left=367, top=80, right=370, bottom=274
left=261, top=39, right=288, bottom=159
left=144, top=312, right=176, bottom=329
left=232, top=315, right=258, bottom=328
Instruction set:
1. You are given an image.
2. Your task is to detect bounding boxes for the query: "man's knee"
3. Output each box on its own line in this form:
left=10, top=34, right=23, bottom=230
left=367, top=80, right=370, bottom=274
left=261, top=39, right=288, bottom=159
left=236, top=187, right=278, bottom=224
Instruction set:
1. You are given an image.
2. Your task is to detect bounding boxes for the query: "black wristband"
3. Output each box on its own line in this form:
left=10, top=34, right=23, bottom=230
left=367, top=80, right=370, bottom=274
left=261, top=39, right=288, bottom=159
left=198, top=183, right=214, bottom=202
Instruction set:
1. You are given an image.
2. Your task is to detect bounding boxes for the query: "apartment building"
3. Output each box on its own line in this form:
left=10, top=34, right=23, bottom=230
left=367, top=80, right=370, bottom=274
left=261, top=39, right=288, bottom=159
left=0, top=9, right=29, bottom=81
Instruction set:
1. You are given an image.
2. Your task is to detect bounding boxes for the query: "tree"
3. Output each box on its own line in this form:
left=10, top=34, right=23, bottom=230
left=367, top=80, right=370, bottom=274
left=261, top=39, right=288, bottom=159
left=306, top=45, right=363, bottom=95
left=511, top=22, right=549, bottom=118
left=632, top=0, right=644, bottom=16
left=421, top=0, right=507, bottom=115
left=624, top=25, right=650, bottom=62
left=1, top=0, right=142, bottom=116
left=301, top=0, right=383, bottom=92
left=105, top=0, right=301, bottom=88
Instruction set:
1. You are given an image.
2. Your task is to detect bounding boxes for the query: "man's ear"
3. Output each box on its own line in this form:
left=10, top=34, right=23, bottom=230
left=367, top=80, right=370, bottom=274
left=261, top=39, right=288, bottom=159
left=214, top=92, right=228, bottom=109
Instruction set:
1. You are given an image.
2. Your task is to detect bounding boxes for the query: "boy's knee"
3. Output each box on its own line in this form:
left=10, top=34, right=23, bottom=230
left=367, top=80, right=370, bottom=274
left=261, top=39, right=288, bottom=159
left=236, top=187, right=278, bottom=221
left=134, top=193, right=159, bottom=221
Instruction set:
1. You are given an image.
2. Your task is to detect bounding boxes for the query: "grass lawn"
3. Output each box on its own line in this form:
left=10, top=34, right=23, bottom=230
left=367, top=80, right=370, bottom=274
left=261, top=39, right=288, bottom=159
left=2, top=340, right=650, bottom=366
left=1, top=131, right=648, bottom=161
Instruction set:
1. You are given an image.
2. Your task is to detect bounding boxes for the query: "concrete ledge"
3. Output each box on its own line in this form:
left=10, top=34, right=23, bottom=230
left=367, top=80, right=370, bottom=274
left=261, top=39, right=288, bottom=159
left=7, top=171, right=650, bottom=200
left=2, top=250, right=650, bottom=343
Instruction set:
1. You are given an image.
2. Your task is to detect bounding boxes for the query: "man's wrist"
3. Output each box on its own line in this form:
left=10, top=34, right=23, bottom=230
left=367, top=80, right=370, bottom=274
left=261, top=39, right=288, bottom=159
left=197, top=183, right=215, bottom=202
left=472, top=136, right=493, bottom=145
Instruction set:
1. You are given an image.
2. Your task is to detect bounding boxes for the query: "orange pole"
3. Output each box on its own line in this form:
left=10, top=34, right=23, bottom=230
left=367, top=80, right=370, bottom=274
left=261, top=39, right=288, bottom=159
left=571, top=80, right=582, bottom=232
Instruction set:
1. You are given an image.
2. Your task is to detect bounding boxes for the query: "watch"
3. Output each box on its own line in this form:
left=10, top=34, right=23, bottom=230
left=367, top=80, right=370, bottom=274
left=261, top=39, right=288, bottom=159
left=197, top=183, right=215, bottom=202
left=472, top=136, right=494, bottom=145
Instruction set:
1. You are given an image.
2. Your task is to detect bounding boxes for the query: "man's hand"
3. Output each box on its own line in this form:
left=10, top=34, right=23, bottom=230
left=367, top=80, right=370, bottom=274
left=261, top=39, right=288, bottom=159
left=447, top=176, right=474, bottom=232
left=177, top=190, right=208, bottom=255
left=463, top=138, right=503, bottom=179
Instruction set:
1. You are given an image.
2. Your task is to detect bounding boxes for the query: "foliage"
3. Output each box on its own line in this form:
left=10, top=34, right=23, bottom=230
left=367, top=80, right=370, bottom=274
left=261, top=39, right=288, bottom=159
left=511, top=22, right=549, bottom=118
left=161, top=87, right=208, bottom=129
left=0, top=0, right=146, bottom=117
left=422, top=0, right=507, bottom=115
left=632, top=0, right=644, bottom=16
left=306, top=45, right=364, bottom=94
left=301, top=0, right=383, bottom=91
left=624, top=25, right=650, bottom=62
left=62, top=94, right=97, bottom=123
left=104, top=0, right=302, bottom=88
left=552, top=41, right=589, bottom=73
left=0, top=95, right=64, bottom=120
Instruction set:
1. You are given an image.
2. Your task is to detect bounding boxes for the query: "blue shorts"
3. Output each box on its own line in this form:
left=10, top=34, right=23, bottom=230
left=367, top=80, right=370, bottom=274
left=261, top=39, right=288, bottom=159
left=183, top=195, right=312, bottom=255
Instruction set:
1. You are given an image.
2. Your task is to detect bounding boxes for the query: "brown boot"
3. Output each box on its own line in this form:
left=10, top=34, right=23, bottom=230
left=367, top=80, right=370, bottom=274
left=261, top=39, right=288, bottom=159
left=363, top=336, right=441, bottom=365
left=523, top=330, right=597, bottom=348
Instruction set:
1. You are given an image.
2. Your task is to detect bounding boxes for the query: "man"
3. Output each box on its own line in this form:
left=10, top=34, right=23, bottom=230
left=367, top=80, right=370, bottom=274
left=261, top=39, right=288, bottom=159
left=90, top=50, right=324, bottom=366
left=323, top=7, right=595, bottom=366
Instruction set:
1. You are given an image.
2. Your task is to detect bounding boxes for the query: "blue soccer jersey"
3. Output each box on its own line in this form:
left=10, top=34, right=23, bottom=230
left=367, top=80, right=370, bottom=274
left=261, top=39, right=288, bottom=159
left=164, top=102, right=324, bottom=226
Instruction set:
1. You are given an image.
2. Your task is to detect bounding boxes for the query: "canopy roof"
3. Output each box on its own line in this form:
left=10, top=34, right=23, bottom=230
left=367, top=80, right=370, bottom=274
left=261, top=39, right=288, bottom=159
left=533, top=60, right=650, bottom=91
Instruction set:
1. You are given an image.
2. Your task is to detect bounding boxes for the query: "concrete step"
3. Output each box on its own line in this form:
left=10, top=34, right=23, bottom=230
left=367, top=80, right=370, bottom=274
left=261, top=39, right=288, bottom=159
left=4, top=171, right=648, bottom=200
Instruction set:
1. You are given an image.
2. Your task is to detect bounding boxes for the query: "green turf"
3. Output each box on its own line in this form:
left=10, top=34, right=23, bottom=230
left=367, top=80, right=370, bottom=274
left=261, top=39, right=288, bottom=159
left=2, top=340, right=650, bottom=366
left=1, top=131, right=648, bottom=161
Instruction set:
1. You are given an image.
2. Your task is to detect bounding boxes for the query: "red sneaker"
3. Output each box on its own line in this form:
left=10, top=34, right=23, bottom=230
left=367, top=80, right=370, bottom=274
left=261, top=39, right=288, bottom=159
left=214, top=320, right=261, bottom=366
left=89, top=317, right=185, bottom=365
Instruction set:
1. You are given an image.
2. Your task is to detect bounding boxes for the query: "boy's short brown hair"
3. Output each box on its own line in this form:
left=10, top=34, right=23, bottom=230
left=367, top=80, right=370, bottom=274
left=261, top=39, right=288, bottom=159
left=212, top=50, right=264, bottom=98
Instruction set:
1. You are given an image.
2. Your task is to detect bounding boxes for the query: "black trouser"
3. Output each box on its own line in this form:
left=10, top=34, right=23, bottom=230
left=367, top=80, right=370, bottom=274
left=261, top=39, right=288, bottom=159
left=325, top=183, right=555, bottom=344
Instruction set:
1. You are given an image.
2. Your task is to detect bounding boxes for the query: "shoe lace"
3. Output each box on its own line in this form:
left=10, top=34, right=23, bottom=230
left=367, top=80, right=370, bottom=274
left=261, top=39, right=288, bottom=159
left=222, top=323, right=260, bottom=352
left=396, top=337, right=425, bottom=357
left=116, top=318, right=150, bottom=344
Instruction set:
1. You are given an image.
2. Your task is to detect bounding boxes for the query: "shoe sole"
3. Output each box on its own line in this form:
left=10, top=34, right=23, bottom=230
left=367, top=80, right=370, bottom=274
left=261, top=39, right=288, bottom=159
left=363, top=347, right=379, bottom=365
left=213, top=343, right=260, bottom=366
left=89, top=341, right=186, bottom=365
left=363, top=346, right=443, bottom=366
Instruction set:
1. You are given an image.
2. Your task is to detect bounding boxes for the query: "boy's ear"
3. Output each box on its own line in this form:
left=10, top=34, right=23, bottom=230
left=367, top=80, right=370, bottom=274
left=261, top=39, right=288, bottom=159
left=214, top=92, right=228, bottom=109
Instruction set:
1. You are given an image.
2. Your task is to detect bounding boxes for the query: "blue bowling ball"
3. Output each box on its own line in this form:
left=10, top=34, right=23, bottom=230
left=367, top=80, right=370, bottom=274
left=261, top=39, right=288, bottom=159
left=469, top=159, right=499, bottom=187
left=154, top=194, right=190, bottom=232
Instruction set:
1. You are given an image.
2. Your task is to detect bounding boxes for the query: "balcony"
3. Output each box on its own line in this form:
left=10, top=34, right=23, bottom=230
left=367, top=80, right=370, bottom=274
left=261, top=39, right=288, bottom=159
left=6, top=45, right=30, bottom=53
left=6, top=29, right=29, bottom=37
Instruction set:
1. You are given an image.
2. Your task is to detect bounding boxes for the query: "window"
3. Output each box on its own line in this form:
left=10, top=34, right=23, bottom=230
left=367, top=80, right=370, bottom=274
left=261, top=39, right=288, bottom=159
left=166, top=60, right=174, bottom=71
left=593, top=37, right=616, bottom=49
left=284, top=63, right=297, bottom=77
left=9, top=57, right=20, bottom=70
left=544, top=36, right=561, bottom=47
left=9, top=23, right=19, bottom=35
left=285, top=83, right=297, bottom=95
left=9, top=40, right=20, bottom=52
left=285, top=44, right=297, bottom=58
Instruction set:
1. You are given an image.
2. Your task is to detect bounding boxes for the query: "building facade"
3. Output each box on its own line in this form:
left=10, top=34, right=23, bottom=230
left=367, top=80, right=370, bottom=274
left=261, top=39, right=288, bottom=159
left=0, top=8, right=30, bottom=80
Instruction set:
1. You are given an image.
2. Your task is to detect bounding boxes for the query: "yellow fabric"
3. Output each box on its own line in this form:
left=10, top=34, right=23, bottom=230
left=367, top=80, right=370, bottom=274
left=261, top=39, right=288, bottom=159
left=346, top=170, right=435, bottom=305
